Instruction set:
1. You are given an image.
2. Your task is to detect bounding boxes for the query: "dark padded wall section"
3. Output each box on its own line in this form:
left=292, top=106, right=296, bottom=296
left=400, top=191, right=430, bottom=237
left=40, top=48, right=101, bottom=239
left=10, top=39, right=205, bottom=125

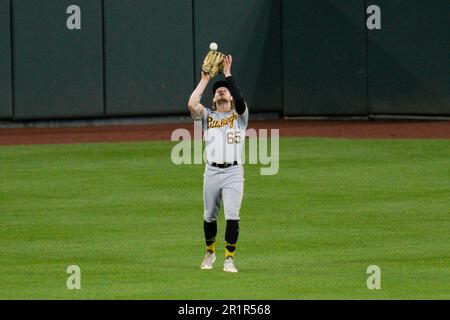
left=13, top=0, right=103, bottom=120
left=194, top=0, right=282, bottom=113
left=0, top=0, right=12, bottom=119
left=367, top=0, right=450, bottom=115
left=283, top=0, right=367, bottom=116
left=5, top=1, right=449, bottom=121
left=104, top=0, right=193, bottom=116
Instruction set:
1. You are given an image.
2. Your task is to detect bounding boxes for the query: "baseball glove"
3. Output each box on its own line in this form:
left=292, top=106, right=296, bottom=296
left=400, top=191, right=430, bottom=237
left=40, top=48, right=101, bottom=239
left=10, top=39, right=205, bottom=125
left=202, top=50, right=225, bottom=78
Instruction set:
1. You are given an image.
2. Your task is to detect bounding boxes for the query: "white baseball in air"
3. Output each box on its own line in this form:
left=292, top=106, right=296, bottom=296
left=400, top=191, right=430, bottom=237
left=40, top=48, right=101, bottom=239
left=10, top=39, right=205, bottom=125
left=209, top=42, right=218, bottom=51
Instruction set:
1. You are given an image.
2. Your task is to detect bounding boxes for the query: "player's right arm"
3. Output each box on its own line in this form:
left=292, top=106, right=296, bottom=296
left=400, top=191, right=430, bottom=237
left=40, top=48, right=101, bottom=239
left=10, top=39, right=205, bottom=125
left=223, top=55, right=247, bottom=115
left=188, top=72, right=210, bottom=119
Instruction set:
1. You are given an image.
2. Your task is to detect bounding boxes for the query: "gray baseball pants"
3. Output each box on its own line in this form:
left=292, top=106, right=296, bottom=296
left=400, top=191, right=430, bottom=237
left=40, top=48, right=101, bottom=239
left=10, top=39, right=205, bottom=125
left=203, top=163, right=244, bottom=222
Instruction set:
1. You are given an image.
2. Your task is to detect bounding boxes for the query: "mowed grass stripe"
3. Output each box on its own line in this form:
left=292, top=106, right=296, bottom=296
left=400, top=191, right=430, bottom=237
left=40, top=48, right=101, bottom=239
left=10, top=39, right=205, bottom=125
left=0, top=138, right=449, bottom=299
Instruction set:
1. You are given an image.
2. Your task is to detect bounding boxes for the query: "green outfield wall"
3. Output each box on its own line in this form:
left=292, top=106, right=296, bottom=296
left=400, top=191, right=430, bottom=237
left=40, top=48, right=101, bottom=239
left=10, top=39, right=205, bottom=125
left=0, top=0, right=12, bottom=118
left=283, top=0, right=367, bottom=116
left=12, top=0, right=103, bottom=120
left=194, top=0, right=282, bottom=113
left=0, top=0, right=448, bottom=121
left=104, top=0, right=194, bottom=116
left=366, top=0, right=450, bottom=115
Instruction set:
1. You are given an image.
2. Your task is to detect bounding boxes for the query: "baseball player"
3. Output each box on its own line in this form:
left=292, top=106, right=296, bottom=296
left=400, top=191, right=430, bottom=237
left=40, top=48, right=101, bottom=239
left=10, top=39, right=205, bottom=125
left=188, top=54, right=248, bottom=273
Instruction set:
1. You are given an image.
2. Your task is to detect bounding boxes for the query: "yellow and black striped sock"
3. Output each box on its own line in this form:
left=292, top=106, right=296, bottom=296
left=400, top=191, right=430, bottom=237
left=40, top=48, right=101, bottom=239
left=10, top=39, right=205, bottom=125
left=206, top=238, right=216, bottom=253
left=225, top=242, right=236, bottom=258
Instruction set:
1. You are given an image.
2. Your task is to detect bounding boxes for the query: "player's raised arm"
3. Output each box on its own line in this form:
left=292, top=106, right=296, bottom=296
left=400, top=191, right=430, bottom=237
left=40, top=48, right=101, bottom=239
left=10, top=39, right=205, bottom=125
left=223, top=55, right=247, bottom=115
left=188, top=72, right=210, bottom=119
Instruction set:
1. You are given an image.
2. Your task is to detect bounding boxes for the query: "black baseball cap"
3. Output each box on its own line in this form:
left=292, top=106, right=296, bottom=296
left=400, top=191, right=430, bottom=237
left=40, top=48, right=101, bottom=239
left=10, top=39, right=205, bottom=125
left=212, top=80, right=230, bottom=95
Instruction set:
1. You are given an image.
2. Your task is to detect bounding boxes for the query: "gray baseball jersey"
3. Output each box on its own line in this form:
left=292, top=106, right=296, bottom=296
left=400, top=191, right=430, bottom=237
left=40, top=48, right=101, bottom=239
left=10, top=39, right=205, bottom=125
left=197, top=106, right=248, bottom=164
left=193, top=106, right=249, bottom=222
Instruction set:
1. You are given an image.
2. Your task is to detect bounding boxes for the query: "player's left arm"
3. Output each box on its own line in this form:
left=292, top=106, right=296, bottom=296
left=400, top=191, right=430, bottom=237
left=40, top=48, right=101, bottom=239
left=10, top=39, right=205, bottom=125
left=223, top=55, right=247, bottom=115
left=188, top=72, right=209, bottom=119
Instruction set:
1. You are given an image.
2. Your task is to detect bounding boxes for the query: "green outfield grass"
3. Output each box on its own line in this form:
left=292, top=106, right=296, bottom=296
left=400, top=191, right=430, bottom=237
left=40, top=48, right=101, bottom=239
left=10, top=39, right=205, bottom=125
left=0, top=137, right=449, bottom=299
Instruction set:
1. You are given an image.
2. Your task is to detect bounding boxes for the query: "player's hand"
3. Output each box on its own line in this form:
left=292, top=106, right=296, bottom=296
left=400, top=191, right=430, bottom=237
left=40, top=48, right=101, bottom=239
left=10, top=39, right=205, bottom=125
left=223, top=55, right=232, bottom=77
left=201, top=71, right=211, bottom=81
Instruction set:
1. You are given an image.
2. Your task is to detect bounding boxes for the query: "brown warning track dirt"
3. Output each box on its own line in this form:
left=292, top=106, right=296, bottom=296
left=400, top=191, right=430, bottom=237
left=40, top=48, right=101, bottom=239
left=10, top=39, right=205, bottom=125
left=0, top=119, right=449, bottom=146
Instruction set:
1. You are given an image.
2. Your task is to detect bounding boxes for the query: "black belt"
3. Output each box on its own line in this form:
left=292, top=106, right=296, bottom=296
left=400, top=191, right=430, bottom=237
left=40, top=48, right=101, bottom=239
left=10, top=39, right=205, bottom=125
left=211, top=161, right=238, bottom=168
